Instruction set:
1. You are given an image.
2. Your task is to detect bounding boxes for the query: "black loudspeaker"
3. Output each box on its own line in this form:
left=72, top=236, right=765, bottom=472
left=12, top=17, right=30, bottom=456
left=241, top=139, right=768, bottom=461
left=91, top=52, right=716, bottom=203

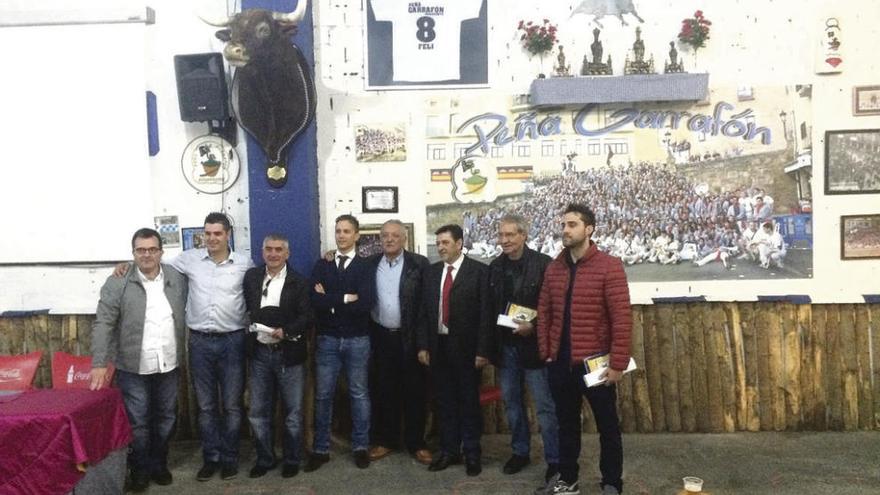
left=174, top=53, right=229, bottom=122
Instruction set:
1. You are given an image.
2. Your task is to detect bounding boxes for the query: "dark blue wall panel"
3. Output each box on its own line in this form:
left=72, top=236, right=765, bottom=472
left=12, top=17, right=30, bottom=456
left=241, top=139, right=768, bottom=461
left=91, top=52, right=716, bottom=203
left=241, top=0, right=320, bottom=276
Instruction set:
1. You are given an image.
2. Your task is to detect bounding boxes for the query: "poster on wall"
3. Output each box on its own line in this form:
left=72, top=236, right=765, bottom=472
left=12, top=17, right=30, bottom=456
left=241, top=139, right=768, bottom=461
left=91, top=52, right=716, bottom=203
left=422, top=86, right=814, bottom=294
left=355, top=123, right=407, bottom=162
left=364, top=0, right=488, bottom=89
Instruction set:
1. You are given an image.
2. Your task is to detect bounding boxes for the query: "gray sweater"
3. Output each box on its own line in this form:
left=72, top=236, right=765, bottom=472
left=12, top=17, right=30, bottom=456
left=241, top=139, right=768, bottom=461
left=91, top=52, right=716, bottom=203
left=91, top=264, right=187, bottom=373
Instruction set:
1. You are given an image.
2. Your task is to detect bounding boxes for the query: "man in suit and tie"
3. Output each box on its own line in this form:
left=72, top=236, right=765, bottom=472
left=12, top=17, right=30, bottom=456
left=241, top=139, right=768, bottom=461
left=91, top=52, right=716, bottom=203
left=417, top=224, right=492, bottom=476
left=366, top=220, right=433, bottom=465
left=306, top=214, right=375, bottom=471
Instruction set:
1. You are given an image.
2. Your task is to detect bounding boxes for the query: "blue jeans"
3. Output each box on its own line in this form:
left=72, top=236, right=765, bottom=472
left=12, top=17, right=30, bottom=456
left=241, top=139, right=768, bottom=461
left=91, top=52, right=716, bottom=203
left=116, top=368, right=179, bottom=475
left=189, top=329, right=246, bottom=466
left=313, top=335, right=371, bottom=453
left=499, top=344, right=559, bottom=464
left=248, top=344, right=305, bottom=468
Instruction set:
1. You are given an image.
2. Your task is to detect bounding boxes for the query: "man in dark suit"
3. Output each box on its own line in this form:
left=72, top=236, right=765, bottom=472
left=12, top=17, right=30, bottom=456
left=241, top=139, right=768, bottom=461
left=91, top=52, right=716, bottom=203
left=306, top=214, right=375, bottom=471
left=367, top=220, right=433, bottom=465
left=243, top=234, right=314, bottom=479
left=417, top=224, right=492, bottom=477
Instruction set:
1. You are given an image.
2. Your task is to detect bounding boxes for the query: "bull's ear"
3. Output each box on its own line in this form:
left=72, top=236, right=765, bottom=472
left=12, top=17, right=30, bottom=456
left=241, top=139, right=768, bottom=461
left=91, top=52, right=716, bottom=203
left=281, top=24, right=298, bottom=37
left=215, top=29, right=232, bottom=42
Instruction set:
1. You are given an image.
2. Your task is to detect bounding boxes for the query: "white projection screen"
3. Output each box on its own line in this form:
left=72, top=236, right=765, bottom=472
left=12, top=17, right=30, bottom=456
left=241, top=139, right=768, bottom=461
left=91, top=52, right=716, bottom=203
left=0, top=21, right=153, bottom=264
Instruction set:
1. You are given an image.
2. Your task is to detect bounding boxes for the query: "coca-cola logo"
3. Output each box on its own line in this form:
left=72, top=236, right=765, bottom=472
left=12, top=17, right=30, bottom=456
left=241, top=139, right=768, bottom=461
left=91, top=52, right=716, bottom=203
left=73, top=371, right=91, bottom=381
left=0, top=368, right=23, bottom=381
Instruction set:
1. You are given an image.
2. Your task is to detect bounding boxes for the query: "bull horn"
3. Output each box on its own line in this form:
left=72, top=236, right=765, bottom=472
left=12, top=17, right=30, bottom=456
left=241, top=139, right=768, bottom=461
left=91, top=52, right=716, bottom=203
left=197, top=11, right=231, bottom=27
left=273, top=0, right=308, bottom=25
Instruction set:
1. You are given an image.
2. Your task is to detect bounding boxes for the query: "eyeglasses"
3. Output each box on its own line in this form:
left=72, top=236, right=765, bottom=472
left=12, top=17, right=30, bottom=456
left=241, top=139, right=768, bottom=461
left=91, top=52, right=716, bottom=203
left=134, top=247, right=161, bottom=255
left=262, top=278, right=272, bottom=297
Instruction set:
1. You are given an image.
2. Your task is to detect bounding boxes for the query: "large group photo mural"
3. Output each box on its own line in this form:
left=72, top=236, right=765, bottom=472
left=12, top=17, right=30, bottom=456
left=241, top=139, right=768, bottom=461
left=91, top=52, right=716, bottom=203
left=424, top=85, right=814, bottom=284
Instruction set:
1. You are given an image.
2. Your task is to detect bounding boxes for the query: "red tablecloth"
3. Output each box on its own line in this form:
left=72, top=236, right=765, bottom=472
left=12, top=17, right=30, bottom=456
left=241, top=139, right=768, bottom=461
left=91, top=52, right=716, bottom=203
left=0, top=388, right=132, bottom=495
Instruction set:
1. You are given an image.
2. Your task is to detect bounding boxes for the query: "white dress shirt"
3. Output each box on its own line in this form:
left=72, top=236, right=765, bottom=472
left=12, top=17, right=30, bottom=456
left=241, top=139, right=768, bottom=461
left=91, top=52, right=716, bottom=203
left=257, top=266, right=287, bottom=344
left=137, top=267, right=177, bottom=374
left=437, top=254, right=464, bottom=335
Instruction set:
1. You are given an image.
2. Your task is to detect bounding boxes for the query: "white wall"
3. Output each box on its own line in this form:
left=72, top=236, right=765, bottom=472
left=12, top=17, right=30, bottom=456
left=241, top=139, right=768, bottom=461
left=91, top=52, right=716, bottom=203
left=0, top=0, right=251, bottom=313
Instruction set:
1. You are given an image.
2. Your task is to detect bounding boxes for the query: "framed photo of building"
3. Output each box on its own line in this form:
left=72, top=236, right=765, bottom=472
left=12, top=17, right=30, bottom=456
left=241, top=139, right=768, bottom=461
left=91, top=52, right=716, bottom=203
left=853, top=86, right=880, bottom=115
left=362, top=186, right=399, bottom=213
left=841, top=214, right=880, bottom=260
left=357, top=222, right=415, bottom=257
left=824, top=129, right=880, bottom=195
left=182, top=227, right=235, bottom=251
left=364, top=0, right=489, bottom=89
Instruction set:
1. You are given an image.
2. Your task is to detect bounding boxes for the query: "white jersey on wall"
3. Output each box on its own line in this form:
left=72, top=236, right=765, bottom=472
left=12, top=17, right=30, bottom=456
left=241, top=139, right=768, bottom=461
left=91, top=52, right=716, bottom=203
left=371, top=0, right=482, bottom=82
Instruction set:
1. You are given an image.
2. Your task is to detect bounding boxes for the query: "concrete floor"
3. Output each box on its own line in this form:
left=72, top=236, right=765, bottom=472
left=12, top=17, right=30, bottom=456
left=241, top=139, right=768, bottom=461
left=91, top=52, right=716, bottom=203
left=139, top=432, right=880, bottom=494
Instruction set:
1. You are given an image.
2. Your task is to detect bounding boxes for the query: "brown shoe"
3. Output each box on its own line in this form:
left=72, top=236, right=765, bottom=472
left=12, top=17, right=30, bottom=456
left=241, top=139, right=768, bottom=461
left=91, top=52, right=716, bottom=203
left=368, top=446, right=393, bottom=462
left=413, top=449, right=432, bottom=465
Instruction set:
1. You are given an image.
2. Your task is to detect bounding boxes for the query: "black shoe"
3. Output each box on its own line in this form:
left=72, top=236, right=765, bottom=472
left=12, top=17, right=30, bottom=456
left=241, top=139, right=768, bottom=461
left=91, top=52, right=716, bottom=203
left=281, top=464, right=300, bottom=478
left=503, top=454, right=530, bottom=474
left=428, top=453, right=461, bottom=472
left=220, top=464, right=238, bottom=480
left=129, top=471, right=150, bottom=492
left=303, top=453, right=330, bottom=472
left=152, top=466, right=173, bottom=486
left=545, top=463, right=560, bottom=483
left=196, top=462, right=219, bottom=481
left=354, top=449, right=370, bottom=469
left=466, top=458, right=482, bottom=476
left=248, top=462, right=276, bottom=478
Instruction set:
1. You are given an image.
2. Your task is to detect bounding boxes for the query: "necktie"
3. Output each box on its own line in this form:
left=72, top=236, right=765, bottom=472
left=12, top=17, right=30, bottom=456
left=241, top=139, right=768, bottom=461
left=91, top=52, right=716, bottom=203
left=441, top=265, right=453, bottom=326
left=337, top=255, right=348, bottom=273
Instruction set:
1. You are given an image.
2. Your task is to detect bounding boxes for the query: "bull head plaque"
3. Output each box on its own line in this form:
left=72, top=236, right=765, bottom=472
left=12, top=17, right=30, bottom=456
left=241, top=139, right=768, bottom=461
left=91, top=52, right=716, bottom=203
left=202, top=0, right=316, bottom=187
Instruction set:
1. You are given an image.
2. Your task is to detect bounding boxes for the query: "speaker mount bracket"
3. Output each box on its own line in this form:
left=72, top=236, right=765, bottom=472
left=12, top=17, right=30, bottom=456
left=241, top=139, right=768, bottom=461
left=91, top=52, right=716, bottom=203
left=208, top=118, right=237, bottom=147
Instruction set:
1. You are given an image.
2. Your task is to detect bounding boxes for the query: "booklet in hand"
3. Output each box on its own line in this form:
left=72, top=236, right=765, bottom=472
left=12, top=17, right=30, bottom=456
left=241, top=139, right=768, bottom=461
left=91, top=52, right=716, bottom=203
left=582, top=353, right=637, bottom=387
left=496, top=302, right=538, bottom=329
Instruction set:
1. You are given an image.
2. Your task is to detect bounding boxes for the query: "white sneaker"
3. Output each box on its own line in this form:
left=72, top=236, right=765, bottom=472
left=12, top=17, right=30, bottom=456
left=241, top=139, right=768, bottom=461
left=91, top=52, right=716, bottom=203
left=534, top=473, right=560, bottom=495
left=548, top=478, right=579, bottom=495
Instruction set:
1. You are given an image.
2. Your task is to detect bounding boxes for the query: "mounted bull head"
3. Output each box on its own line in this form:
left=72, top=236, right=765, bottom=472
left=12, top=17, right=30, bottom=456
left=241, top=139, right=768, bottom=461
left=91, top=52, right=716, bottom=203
left=201, top=0, right=315, bottom=187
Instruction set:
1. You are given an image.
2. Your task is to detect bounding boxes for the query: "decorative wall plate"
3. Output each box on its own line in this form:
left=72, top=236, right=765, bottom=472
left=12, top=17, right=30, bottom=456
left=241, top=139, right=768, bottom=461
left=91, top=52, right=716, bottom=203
left=180, top=134, right=240, bottom=194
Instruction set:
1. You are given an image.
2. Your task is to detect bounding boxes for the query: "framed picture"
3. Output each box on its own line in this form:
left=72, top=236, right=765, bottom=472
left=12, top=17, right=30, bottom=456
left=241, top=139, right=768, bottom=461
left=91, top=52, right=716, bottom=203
left=824, top=129, right=880, bottom=195
left=853, top=85, right=880, bottom=115
left=840, top=214, right=880, bottom=260
left=357, top=222, right=415, bottom=257
left=355, top=124, right=407, bottom=162
left=362, top=186, right=399, bottom=213
left=182, top=227, right=235, bottom=251
left=364, top=0, right=488, bottom=90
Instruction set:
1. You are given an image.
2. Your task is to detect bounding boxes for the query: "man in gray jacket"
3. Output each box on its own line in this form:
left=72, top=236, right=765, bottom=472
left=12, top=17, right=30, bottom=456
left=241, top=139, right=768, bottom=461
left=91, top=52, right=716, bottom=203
left=91, top=228, right=187, bottom=492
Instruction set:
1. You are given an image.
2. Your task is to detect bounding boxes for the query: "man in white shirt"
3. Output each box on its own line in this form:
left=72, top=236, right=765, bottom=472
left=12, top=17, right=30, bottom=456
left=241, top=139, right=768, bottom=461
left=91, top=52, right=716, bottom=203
left=91, top=228, right=187, bottom=492
left=243, top=234, right=314, bottom=479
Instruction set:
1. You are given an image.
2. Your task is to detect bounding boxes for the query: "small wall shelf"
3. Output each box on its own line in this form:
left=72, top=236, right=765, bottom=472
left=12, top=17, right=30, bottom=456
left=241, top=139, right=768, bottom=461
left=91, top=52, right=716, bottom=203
left=529, top=73, right=709, bottom=106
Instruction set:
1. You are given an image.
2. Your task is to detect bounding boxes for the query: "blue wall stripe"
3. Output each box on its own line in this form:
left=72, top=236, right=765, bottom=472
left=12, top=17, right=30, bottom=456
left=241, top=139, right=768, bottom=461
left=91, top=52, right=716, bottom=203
left=146, top=91, right=159, bottom=156
left=241, top=0, right=319, bottom=276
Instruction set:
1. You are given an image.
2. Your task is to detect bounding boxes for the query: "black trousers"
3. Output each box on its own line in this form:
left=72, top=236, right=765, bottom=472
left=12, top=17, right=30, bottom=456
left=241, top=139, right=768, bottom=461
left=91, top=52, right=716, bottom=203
left=370, top=322, right=428, bottom=452
left=548, top=361, right=623, bottom=492
left=431, top=335, right=482, bottom=460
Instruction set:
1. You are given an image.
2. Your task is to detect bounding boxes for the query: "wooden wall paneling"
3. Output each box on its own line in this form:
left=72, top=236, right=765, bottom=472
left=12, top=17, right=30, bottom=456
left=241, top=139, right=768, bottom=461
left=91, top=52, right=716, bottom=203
left=782, top=304, right=802, bottom=430
left=855, top=305, right=873, bottom=430
left=629, top=306, right=654, bottom=433
left=642, top=305, right=666, bottom=431
left=673, top=304, right=696, bottom=432
left=656, top=304, right=681, bottom=432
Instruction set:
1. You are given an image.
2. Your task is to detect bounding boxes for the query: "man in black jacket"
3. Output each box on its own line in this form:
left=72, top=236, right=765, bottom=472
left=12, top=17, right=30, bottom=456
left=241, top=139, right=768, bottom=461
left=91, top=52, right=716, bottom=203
left=417, top=224, right=492, bottom=476
left=367, top=220, right=433, bottom=465
left=243, top=234, right=314, bottom=479
left=306, top=214, right=375, bottom=471
left=488, top=215, right=559, bottom=485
